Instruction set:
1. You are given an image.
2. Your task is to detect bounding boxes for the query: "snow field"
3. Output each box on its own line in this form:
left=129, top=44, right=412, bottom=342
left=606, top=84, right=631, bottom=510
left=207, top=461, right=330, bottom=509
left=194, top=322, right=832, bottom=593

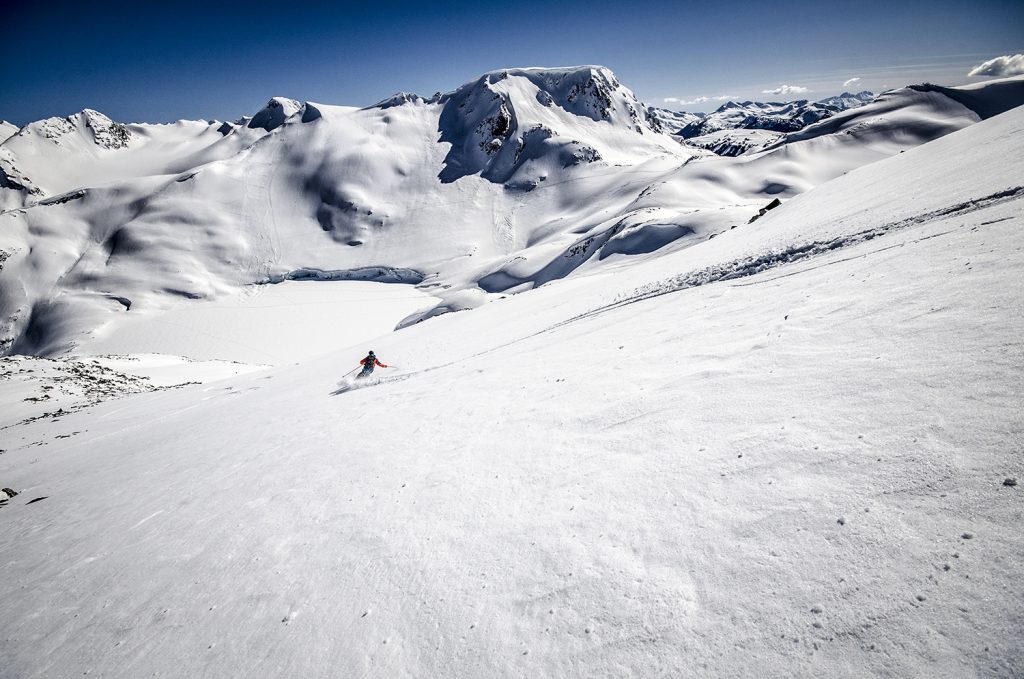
left=0, top=107, right=1021, bottom=677
left=78, top=280, right=438, bottom=365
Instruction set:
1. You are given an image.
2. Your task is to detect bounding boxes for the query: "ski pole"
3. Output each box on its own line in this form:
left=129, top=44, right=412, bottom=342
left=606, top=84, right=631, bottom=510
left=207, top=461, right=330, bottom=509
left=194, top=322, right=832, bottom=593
left=342, top=366, right=360, bottom=378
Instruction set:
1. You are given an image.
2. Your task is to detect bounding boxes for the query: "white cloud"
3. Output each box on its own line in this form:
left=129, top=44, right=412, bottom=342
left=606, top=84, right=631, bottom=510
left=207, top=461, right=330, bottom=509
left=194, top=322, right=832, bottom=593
left=843, top=77, right=861, bottom=87
left=664, top=94, right=737, bottom=107
left=762, top=85, right=810, bottom=96
left=968, top=54, right=1024, bottom=77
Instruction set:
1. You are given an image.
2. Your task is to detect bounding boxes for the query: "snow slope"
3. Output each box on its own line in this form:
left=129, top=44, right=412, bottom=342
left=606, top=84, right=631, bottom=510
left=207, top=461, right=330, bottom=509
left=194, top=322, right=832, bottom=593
left=80, top=280, right=438, bottom=365
left=0, top=121, right=17, bottom=144
left=472, top=80, right=1023, bottom=296
left=0, top=99, right=1021, bottom=678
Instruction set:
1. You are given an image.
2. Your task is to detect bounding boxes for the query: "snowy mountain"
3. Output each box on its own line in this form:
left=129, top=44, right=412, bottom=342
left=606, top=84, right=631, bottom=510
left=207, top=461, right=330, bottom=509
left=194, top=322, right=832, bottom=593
left=645, top=106, right=704, bottom=134
left=0, top=71, right=1022, bottom=361
left=677, top=92, right=873, bottom=137
left=434, top=67, right=676, bottom=184
left=1, top=87, right=1022, bottom=678
left=815, top=90, right=875, bottom=109
left=0, top=109, right=265, bottom=210
left=655, top=91, right=875, bottom=156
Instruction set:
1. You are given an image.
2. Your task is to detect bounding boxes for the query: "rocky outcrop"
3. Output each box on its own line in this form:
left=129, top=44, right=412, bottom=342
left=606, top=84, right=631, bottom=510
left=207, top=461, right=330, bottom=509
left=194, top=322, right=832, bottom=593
left=247, top=97, right=303, bottom=131
left=435, top=66, right=653, bottom=183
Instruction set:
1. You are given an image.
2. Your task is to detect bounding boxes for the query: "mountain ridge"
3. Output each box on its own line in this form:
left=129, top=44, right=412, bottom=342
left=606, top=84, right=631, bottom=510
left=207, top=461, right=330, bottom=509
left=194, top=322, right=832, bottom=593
left=1, top=69, right=1022, bottom=356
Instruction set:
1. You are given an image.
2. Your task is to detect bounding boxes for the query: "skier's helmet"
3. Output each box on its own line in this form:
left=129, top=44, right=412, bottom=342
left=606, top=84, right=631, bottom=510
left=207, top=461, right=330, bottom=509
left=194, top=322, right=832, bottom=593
left=368, top=350, right=374, bottom=355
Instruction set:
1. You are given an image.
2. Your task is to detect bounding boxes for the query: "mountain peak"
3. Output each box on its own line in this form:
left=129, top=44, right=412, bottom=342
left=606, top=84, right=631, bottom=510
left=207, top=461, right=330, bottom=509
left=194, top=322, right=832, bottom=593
left=435, top=65, right=666, bottom=184
left=816, top=91, right=875, bottom=109
left=247, top=97, right=304, bottom=131
left=12, top=108, right=131, bottom=149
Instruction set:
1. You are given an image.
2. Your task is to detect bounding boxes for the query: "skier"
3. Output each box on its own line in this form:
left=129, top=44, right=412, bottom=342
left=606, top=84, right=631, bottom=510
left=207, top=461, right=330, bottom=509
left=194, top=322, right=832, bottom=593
left=356, top=350, right=388, bottom=379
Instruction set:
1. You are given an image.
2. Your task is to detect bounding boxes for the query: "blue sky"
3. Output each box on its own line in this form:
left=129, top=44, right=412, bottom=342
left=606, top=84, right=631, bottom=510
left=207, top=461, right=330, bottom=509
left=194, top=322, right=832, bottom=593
left=3, top=0, right=1022, bottom=124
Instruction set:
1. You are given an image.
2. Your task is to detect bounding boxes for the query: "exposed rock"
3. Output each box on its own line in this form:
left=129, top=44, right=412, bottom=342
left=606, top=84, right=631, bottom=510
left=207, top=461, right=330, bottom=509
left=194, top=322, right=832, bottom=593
left=247, top=97, right=304, bottom=132
left=82, top=109, right=131, bottom=149
left=749, top=198, right=783, bottom=223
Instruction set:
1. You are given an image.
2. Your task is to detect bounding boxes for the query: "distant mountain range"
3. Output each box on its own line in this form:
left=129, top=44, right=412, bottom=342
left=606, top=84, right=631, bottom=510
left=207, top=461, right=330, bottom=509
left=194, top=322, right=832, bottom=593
left=648, top=91, right=876, bottom=156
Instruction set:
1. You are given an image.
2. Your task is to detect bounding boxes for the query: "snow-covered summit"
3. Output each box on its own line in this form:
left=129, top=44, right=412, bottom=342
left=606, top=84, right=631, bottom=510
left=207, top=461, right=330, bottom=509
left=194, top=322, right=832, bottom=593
left=372, top=91, right=438, bottom=109
left=12, top=108, right=132, bottom=149
left=444, top=66, right=656, bottom=128
left=436, top=65, right=676, bottom=183
left=816, top=90, right=875, bottom=109
left=247, top=97, right=309, bottom=131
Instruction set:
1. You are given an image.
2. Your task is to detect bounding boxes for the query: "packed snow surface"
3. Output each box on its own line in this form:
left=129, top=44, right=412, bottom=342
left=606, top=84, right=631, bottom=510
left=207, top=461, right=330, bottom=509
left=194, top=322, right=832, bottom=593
left=0, top=76, right=1022, bottom=678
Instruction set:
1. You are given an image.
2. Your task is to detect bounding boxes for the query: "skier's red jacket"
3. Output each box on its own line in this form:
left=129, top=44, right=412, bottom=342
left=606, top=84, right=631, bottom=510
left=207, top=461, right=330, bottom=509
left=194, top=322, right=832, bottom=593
left=360, top=356, right=387, bottom=368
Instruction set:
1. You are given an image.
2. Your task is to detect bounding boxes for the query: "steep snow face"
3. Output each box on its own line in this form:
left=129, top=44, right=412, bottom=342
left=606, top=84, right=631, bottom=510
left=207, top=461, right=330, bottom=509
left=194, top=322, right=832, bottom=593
left=437, top=66, right=678, bottom=183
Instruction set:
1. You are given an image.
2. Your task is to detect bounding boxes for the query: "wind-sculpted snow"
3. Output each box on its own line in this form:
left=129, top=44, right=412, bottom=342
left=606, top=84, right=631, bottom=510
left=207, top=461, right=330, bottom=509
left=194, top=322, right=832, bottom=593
left=906, top=76, right=1024, bottom=120
left=775, top=81, right=1021, bottom=146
